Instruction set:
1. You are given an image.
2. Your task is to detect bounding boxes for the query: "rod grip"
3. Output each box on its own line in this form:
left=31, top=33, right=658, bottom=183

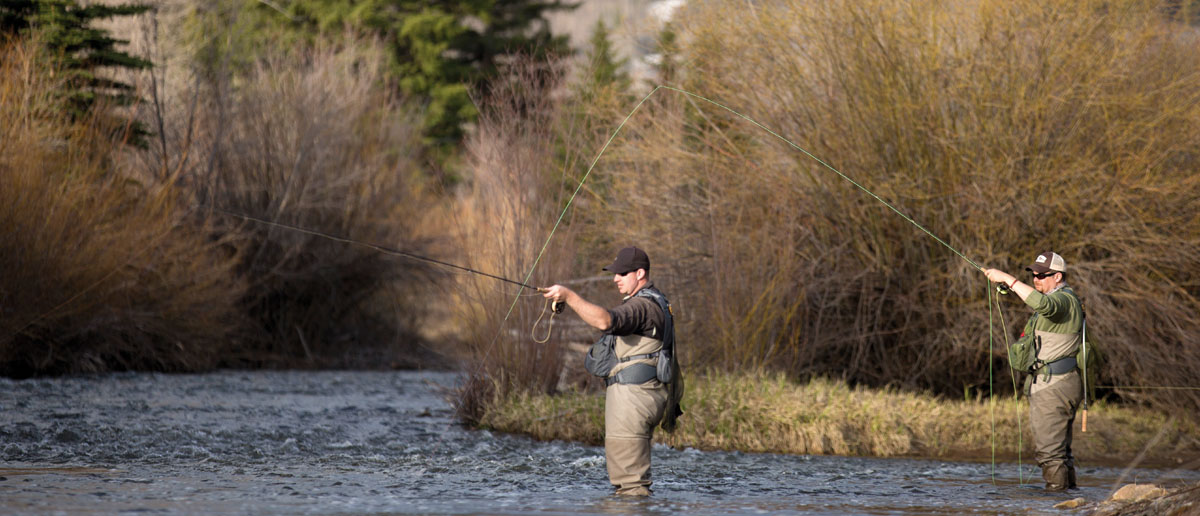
left=1081, top=409, right=1088, bottom=433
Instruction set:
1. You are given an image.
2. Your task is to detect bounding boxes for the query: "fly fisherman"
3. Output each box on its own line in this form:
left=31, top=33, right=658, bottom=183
left=541, top=246, right=682, bottom=497
left=984, top=252, right=1084, bottom=491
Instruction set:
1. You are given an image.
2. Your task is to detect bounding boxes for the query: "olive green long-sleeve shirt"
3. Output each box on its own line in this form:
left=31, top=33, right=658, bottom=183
left=1023, top=284, right=1084, bottom=335
left=1023, top=284, right=1084, bottom=394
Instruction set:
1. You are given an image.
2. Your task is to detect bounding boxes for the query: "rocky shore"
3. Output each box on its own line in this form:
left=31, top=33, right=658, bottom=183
left=1051, top=482, right=1200, bottom=515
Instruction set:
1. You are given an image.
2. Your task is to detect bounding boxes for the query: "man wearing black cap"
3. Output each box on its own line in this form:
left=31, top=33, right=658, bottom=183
left=542, top=246, right=677, bottom=497
left=984, top=251, right=1085, bottom=491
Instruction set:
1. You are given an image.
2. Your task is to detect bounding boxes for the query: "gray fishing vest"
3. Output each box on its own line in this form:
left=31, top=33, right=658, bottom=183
left=584, top=287, right=677, bottom=386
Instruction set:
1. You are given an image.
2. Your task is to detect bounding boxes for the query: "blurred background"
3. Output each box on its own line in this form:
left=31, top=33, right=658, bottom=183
left=2, top=0, right=1198, bottom=423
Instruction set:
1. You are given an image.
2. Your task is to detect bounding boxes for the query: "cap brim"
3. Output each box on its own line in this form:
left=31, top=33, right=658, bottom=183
left=1026, top=264, right=1052, bottom=273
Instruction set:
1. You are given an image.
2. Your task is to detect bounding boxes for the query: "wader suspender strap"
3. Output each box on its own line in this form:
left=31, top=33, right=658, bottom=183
left=1032, top=289, right=1084, bottom=380
left=620, top=352, right=660, bottom=363
left=605, top=287, right=674, bottom=387
left=636, top=287, right=676, bottom=385
left=1029, top=331, right=1044, bottom=380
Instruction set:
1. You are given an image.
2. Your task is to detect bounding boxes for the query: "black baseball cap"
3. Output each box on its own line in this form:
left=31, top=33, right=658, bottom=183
left=603, top=246, right=650, bottom=275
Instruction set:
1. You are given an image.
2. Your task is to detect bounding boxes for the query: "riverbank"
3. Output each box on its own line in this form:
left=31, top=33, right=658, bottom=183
left=478, top=371, right=1200, bottom=468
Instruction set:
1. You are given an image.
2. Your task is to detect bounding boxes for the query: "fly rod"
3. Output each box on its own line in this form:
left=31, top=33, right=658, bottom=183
left=209, top=206, right=550, bottom=294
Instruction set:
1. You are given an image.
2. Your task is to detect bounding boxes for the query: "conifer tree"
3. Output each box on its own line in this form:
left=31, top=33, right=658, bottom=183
left=576, top=19, right=630, bottom=105
left=198, top=0, right=575, bottom=150
left=652, top=22, right=679, bottom=87
left=0, top=0, right=151, bottom=128
left=557, top=19, right=630, bottom=215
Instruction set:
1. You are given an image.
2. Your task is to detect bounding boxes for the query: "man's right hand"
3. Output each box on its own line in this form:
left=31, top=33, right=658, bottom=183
left=541, top=284, right=572, bottom=304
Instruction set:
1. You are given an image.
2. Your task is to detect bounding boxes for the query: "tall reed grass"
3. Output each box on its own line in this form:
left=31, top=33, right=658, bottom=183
left=135, top=33, right=442, bottom=366
left=0, top=36, right=245, bottom=376
left=481, top=370, right=1200, bottom=466
left=561, top=0, right=1200, bottom=415
left=1, top=26, right=447, bottom=374
left=451, top=58, right=592, bottom=424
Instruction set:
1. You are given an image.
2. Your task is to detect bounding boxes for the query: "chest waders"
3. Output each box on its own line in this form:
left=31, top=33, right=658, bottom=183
left=584, top=286, right=684, bottom=432
left=585, top=287, right=677, bottom=383
left=1008, top=287, right=1091, bottom=401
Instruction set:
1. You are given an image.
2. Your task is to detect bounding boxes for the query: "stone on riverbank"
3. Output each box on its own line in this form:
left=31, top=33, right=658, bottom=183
left=1110, top=484, right=1167, bottom=502
left=1084, top=482, right=1200, bottom=516
left=1054, top=497, right=1086, bottom=509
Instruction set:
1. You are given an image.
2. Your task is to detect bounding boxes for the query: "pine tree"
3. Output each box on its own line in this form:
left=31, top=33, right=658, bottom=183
left=1, top=0, right=151, bottom=129
left=576, top=19, right=630, bottom=105
left=201, top=0, right=576, bottom=151
left=652, top=22, right=679, bottom=87
left=557, top=19, right=631, bottom=214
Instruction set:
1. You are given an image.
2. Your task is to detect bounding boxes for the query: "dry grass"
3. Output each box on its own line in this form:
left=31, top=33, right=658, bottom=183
left=1, top=24, right=447, bottom=374
left=554, top=0, right=1200, bottom=415
left=137, top=33, right=441, bottom=366
left=0, top=36, right=245, bottom=376
left=451, top=58, right=591, bottom=424
left=481, top=370, right=1200, bottom=466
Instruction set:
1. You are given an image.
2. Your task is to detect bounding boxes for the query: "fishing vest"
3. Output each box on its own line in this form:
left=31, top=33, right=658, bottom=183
left=1007, top=286, right=1086, bottom=393
left=585, top=286, right=678, bottom=386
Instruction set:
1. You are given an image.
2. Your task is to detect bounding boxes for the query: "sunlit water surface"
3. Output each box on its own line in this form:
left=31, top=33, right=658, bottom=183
left=1, top=370, right=1195, bottom=515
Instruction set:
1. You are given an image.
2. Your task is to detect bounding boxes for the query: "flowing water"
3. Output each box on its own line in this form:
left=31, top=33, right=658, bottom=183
left=1, top=370, right=1196, bottom=515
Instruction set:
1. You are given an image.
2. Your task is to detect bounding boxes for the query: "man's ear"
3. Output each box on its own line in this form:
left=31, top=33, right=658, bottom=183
left=636, top=269, right=647, bottom=281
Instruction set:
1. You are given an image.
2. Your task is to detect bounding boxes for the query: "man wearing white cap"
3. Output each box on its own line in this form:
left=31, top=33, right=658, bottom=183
left=984, top=251, right=1085, bottom=490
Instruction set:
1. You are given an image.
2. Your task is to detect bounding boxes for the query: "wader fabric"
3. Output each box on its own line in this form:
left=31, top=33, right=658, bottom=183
left=1029, top=370, right=1082, bottom=490
left=605, top=334, right=667, bottom=495
left=1029, top=330, right=1081, bottom=396
left=1022, top=283, right=1084, bottom=489
left=610, top=335, right=662, bottom=377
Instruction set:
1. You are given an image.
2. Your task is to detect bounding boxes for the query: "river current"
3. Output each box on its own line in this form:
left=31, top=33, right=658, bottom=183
left=1, top=370, right=1196, bottom=515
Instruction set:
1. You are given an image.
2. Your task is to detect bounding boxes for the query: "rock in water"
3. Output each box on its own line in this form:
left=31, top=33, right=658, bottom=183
left=1054, top=497, right=1087, bottom=509
left=1110, top=484, right=1167, bottom=502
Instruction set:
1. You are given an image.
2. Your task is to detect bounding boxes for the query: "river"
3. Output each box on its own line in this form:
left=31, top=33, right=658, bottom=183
left=1, top=370, right=1196, bottom=515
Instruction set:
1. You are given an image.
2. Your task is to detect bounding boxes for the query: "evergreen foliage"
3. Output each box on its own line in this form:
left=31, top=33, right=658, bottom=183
left=652, top=22, right=679, bottom=87
left=197, top=0, right=575, bottom=149
left=576, top=19, right=629, bottom=104
left=0, top=0, right=151, bottom=129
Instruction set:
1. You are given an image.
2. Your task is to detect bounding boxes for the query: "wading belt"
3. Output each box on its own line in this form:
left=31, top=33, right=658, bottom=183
left=1032, top=356, right=1077, bottom=384
left=605, top=363, right=658, bottom=387
left=1043, top=356, right=1077, bottom=375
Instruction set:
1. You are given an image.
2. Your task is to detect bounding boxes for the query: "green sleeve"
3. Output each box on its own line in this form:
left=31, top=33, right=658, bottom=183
left=1024, top=290, right=1082, bottom=333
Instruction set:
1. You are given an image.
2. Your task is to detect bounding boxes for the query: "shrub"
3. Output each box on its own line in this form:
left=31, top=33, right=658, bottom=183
left=452, top=58, right=584, bottom=423
left=575, top=0, right=1200, bottom=415
left=0, top=36, right=245, bottom=377
left=146, top=36, right=442, bottom=366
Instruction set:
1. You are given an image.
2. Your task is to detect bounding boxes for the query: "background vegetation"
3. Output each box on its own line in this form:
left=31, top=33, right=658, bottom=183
left=0, top=35, right=244, bottom=376
left=457, top=0, right=1200, bottom=426
left=480, top=370, right=1200, bottom=467
left=532, top=0, right=1200, bottom=416
left=1, top=0, right=1198, bottom=434
left=181, top=0, right=574, bottom=154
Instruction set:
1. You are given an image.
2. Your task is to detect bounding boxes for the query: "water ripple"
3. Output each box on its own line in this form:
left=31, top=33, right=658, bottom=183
left=2, top=370, right=1198, bottom=515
